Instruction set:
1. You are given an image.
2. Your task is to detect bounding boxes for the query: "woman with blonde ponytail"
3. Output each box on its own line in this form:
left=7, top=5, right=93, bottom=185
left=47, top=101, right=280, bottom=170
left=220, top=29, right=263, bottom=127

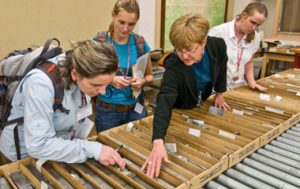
left=209, top=2, right=268, bottom=90
left=93, top=0, right=153, bottom=133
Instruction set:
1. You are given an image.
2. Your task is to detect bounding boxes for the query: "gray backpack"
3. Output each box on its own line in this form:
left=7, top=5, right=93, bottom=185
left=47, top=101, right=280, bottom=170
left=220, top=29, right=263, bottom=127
left=0, top=38, right=69, bottom=160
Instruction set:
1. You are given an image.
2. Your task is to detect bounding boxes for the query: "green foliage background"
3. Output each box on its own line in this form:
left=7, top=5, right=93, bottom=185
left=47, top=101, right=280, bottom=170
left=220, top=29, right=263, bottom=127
left=164, top=0, right=226, bottom=50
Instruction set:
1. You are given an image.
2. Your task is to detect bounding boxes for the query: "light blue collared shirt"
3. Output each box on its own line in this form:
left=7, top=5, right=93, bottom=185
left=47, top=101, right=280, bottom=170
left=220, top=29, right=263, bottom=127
left=0, top=54, right=102, bottom=162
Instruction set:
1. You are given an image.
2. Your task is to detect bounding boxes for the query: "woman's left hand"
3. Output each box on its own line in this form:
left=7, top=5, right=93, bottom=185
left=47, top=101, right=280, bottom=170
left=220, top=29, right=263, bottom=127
left=131, top=77, right=146, bottom=90
left=248, top=82, right=267, bottom=92
left=214, top=92, right=230, bottom=111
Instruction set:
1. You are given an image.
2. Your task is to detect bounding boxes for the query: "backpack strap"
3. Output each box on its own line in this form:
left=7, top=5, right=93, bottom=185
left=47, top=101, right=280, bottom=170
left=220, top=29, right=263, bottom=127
left=31, top=38, right=63, bottom=69
left=12, top=62, right=68, bottom=160
left=94, top=31, right=108, bottom=43
left=14, top=126, right=21, bottom=160
left=94, top=32, right=145, bottom=58
left=132, top=33, right=145, bottom=58
left=37, top=62, right=69, bottom=114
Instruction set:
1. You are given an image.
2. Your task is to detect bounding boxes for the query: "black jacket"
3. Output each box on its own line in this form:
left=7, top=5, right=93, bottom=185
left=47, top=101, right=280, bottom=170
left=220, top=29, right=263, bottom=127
left=153, top=36, right=228, bottom=140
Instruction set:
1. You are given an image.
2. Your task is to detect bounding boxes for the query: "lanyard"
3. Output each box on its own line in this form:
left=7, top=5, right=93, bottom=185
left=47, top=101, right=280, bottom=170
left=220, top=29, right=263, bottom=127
left=234, top=21, right=244, bottom=72
left=81, top=92, right=87, bottom=107
left=236, top=42, right=244, bottom=72
left=111, top=36, right=131, bottom=77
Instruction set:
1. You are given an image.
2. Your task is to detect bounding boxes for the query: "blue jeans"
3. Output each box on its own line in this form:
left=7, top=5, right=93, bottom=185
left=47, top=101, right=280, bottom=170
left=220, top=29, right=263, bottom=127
left=95, top=103, right=147, bottom=133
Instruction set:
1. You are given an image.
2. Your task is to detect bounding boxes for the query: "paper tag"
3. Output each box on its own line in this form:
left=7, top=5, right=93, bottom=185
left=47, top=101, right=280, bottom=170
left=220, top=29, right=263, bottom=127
left=182, top=114, right=189, bottom=119
left=126, top=122, right=134, bottom=132
left=36, top=159, right=47, bottom=172
left=41, top=181, right=48, bottom=189
left=208, top=106, right=224, bottom=116
left=134, top=102, right=144, bottom=114
left=244, top=111, right=253, bottom=116
left=286, top=83, right=300, bottom=88
left=260, top=93, right=270, bottom=101
left=274, top=95, right=282, bottom=102
left=71, top=173, right=79, bottom=180
left=287, top=88, right=298, bottom=93
left=188, top=128, right=201, bottom=137
left=265, top=106, right=284, bottom=114
left=232, top=109, right=244, bottom=116
left=287, top=74, right=295, bottom=78
left=187, top=119, right=205, bottom=128
left=165, top=143, right=177, bottom=153
left=76, top=103, right=92, bottom=121
left=274, top=74, right=281, bottom=78
left=133, top=53, right=149, bottom=98
left=74, top=118, right=94, bottom=139
left=219, top=130, right=236, bottom=140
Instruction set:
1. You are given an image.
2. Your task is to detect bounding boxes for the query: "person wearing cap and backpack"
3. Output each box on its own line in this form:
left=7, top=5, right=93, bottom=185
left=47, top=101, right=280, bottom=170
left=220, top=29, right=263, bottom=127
left=93, top=0, right=153, bottom=133
left=0, top=39, right=125, bottom=169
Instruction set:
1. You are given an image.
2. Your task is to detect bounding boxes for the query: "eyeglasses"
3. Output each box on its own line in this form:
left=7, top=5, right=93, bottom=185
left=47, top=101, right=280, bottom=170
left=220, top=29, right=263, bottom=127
left=175, top=44, right=200, bottom=56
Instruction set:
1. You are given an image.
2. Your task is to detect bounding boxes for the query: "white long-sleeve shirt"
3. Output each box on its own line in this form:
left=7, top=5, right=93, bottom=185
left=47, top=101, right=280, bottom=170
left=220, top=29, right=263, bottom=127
left=0, top=55, right=102, bottom=162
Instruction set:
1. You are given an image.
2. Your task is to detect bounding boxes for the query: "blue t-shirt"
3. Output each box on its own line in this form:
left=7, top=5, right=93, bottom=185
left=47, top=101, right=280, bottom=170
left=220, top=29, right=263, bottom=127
left=97, top=33, right=151, bottom=105
left=191, top=48, right=212, bottom=98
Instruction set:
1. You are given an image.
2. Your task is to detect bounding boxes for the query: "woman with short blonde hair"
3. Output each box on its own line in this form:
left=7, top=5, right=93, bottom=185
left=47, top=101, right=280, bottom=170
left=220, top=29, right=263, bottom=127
left=142, top=14, right=228, bottom=178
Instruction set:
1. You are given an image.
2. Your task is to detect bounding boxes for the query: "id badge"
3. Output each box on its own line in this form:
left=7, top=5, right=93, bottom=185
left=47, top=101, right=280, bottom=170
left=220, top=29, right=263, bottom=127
left=76, top=103, right=92, bottom=121
left=74, top=118, right=94, bottom=139
left=134, top=102, right=144, bottom=114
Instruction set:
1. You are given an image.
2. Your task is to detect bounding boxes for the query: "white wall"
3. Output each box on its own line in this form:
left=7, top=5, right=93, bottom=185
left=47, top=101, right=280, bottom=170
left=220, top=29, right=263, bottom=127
left=136, top=0, right=161, bottom=49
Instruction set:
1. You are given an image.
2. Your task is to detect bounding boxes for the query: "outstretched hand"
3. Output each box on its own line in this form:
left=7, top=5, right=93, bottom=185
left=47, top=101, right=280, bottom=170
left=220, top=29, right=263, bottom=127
left=141, top=139, right=173, bottom=178
left=214, top=92, right=230, bottom=111
left=248, top=82, right=267, bottom=92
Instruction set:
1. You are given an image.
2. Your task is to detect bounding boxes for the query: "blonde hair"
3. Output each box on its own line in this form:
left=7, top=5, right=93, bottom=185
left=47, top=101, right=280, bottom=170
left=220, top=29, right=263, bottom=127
left=59, top=40, right=118, bottom=88
left=237, top=2, right=268, bottom=43
left=169, top=14, right=209, bottom=49
left=108, top=0, right=140, bottom=38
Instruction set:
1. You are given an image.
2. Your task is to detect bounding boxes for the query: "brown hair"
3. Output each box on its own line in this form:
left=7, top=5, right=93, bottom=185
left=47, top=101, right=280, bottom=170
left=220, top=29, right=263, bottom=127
left=237, top=2, right=268, bottom=43
left=169, top=14, right=209, bottom=49
left=59, top=40, right=118, bottom=88
left=108, top=0, right=140, bottom=38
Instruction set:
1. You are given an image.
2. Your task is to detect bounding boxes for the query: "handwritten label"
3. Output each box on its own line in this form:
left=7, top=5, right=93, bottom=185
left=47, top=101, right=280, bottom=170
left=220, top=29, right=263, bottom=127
left=165, top=143, right=177, bottom=153
left=232, top=109, right=244, bottom=116
left=219, top=130, right=236, bottom=140
left=287, top=74, right=295, bottom=78
left=126, top=122, right=134, bottom=132
left=187, top=119, right=205, bottom=128
left=274, top=95, right=282, bottom=102
left=208, top=106, right=224, bottom=116
left=188, top=128, right=201, bottom=137
left=265, top=106, right=284, bottom=114
left=41, top=181, right=48, bottom=189
left=274, top=74, right=281, bottom=78
left=260, top=93, right=270, bottom=101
